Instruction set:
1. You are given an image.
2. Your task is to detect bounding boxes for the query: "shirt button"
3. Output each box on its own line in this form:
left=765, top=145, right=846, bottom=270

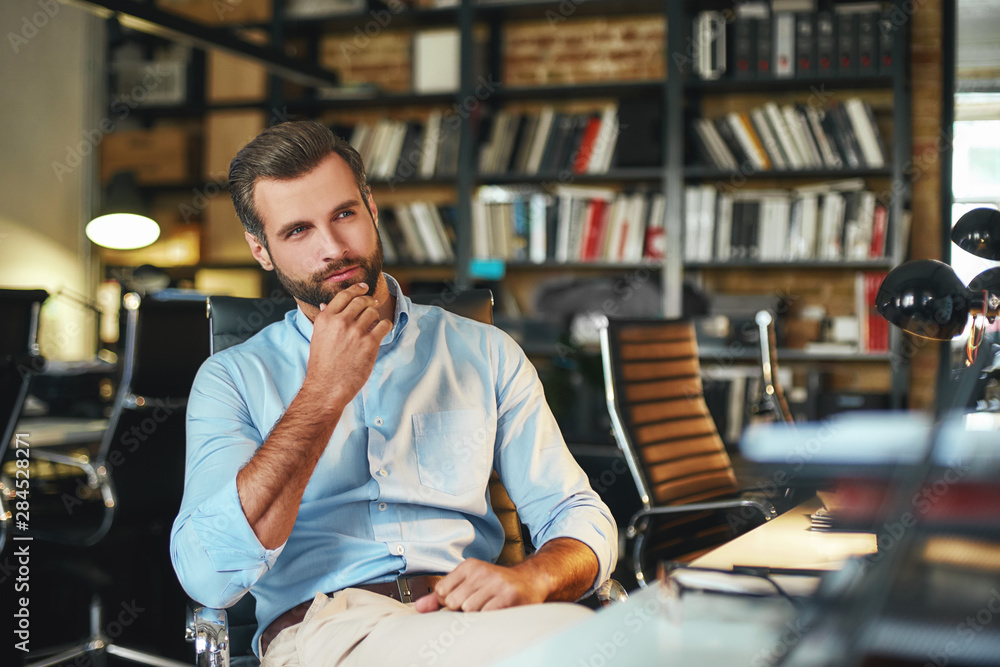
left=377, top=468, right=388, bottom=477
left=396, top=545, right=404, bottom=555
left=378, top=502, right=387, bottom=511
left=374, top=417, right=384, bottom=426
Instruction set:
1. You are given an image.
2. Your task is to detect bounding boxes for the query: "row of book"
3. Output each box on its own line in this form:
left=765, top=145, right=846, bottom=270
left=477, top=99, right=662, bottom=176
left=378, top=202, right=457, bottom=264
left=471, top=186, right=666, bottom=264
left=692, top=1, right=896, bottom=82
left=858, top=270, right=891, bottom=353
left=682, top=179, right=894, bottom=263
left=478, top=104, right=619, bottom=176
left=692, top=97, right=887, bottom=172
left=338, top=113, right=460, bottom=182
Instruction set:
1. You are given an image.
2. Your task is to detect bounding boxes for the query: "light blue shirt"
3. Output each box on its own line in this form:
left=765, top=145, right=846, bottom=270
left=170, top=275, right=617, bottom=655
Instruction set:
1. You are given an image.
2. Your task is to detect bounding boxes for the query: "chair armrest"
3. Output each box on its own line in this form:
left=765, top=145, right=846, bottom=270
left=594, top=579, right=629, bottom=606
left=187, top=605, right=231, bottom=667
left=28, top=448, right=115, bottom=546
left=626, top=498, right=777, bottom=539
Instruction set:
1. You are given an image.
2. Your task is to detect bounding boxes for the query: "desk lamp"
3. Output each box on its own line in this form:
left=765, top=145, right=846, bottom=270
left=876, top=207, right=1000, bottom=365
left=86, top=171, right=160, bottom=250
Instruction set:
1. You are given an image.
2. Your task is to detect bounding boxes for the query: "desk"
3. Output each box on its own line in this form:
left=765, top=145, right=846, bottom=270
left=692, top=495, right=877, bottom=571
left=493, top=497, right=879, bottom=666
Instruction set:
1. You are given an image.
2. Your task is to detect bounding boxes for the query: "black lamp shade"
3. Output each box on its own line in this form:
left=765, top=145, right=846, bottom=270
left=875, top=259, right=972, bottom=341
left=951, top=207, right=1000, bottom=261
left=968, top=267, right=1000, bottom=295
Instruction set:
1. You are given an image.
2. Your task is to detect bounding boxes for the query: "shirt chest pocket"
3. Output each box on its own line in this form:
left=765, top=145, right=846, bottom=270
left=412, top=409, right=491, bottom=496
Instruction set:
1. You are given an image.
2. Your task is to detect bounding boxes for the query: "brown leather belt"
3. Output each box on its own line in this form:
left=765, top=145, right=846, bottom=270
left=260, top=574, right=443, bottom=656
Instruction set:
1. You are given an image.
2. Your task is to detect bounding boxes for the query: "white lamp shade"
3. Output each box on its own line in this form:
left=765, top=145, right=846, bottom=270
left=86, top=213, right=160, bottom=250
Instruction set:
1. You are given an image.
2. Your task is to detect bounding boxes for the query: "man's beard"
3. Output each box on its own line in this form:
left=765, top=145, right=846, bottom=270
left=271, top=232, right=384, bottom=308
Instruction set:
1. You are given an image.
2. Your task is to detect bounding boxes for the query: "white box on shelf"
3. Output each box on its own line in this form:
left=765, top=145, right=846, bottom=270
left=413, top=29, right=460, bottom=93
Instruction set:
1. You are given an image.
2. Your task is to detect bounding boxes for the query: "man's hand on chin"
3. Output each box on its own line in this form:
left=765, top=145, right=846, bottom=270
left=413, top=558, right=547, bottom=613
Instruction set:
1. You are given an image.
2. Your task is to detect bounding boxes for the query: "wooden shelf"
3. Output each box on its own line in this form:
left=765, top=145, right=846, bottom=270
left=686, top=259, right=895, bottom=270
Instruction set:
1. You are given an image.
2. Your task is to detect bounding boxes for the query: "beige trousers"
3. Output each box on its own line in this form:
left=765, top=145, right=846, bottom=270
left=260, top=588, right=593, bottom=667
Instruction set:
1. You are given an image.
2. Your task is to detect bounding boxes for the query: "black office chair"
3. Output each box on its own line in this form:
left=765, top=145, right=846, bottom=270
left=599, top=318, right=779, bottom=588
left=187, top=289, right=626, bottom=667
left=0, top=288, right=47, bottom=556
left=24, top=292, right=208, bottom=667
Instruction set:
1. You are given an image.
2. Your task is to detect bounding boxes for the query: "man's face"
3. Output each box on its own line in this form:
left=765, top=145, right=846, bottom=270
left=247, top=153, right=383, bottom=309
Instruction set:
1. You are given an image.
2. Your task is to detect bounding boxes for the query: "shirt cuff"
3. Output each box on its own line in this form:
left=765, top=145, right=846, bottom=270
left=545, top=512, right=619, bottom=598
left=190, top=476, right=285, bottom=573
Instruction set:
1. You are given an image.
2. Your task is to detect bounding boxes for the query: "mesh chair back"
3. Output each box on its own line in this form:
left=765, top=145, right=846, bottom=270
left=0, top=289, right=46, bottom=456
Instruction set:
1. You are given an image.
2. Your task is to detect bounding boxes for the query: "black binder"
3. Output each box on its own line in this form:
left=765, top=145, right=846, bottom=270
left=795, top=13, right=816, bottom=78
left=732, top=14, right=754, bottom=79
left=816, top=11, right=836, bottom=76
left=755, top=15, right=773, bottom=79
left=836, top=11, right=858, bottom=76
left=877, top=10, right=895, bottom=75
left=856, top=11, right=879, bottom=76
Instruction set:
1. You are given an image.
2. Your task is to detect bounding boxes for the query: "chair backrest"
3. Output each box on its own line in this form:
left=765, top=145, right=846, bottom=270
left=0, top=289, right=46, bottom=454
left=0, top=288, right=47, bottom=555
left=600, top=318, right=739, bottom=510
left=94, top=293, right=211, bottom=541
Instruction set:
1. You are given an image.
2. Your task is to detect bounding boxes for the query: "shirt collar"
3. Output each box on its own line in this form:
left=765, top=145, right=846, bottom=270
left=291, top=273, right=410, bottom=345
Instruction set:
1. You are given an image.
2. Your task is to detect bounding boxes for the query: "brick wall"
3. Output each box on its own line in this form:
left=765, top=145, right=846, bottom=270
left=504, top=15, right=665, bottom=86
left=320, top=29, right=412, bottom=92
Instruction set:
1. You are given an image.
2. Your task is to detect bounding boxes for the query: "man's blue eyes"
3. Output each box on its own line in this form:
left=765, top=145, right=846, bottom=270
left=287, top=211, right=354, bottom=237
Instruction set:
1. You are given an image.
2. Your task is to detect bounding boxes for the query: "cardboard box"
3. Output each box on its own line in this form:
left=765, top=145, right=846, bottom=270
left=202, top=196, right=252, bottom=263
left=203, top=109, right=266, bottom=180
left=156, top=0, right=272, bottom=25
left=100, top=126, right=194, bottom=185
left=206, top=49, right=268, bottom=103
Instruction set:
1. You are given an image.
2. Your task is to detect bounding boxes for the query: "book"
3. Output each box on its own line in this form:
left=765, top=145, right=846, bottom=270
left=750, top=108, right=788, bottom=170
left=774, top=12, right=795, bottom=78
left=869, top=204, right=888, bottom=258
left=835, top=10, right=858, bottom=76
left=525, top=106, right=555, bottom=175
left=877, top=9, right=895, bottom=75
left=856, top=11, right=878, bottom=76
left=420, top=111, right=442, bottom=178
left=644, top=193, right=666, bottom=260
left=765, top=102, right=804, bottom=169
left=572, top=113, right=603, bottom=174
left=729, top=111, right=772, bottom=170
left=615, top=98, right=662, bottom=168
left=843, top=97, right=886, bottom=168
left=815, top=11, right=836, bottom=76
left=731, top=7, right=756, bottom=79
left=754, top=13, right=773, bottom=79
left=794, top=13, right=816, bottom=77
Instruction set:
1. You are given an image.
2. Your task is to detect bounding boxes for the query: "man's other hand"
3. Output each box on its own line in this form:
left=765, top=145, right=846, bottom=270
left=413, top=559, right=546, bottom=613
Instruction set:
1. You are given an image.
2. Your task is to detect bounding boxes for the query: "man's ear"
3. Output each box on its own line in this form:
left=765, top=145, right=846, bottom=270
left=368, top=193, right=379, bottom=229
left=245, top=231, right=274, bottom=271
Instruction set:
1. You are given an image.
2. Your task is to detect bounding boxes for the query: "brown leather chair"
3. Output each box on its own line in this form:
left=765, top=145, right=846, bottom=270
left=600, top=317, right=778, bottom=588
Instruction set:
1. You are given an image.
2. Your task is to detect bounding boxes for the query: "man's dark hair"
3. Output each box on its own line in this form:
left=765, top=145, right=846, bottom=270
left=229, top=120, right=371, bottom=248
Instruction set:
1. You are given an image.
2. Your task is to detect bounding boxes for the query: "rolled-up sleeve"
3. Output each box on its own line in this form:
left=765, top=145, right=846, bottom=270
left=169, top=356, right=284, bottom=608
left=490, top=331, right=619, bottom=596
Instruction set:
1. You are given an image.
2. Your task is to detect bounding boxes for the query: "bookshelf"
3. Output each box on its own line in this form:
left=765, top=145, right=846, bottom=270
left=669, top=0, right=913, bottom=413
left=98, top=0, right=919, bottom=428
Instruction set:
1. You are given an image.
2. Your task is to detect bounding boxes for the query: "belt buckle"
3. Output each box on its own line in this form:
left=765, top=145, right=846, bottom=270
left=396, top=575, right=413, bottom=603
